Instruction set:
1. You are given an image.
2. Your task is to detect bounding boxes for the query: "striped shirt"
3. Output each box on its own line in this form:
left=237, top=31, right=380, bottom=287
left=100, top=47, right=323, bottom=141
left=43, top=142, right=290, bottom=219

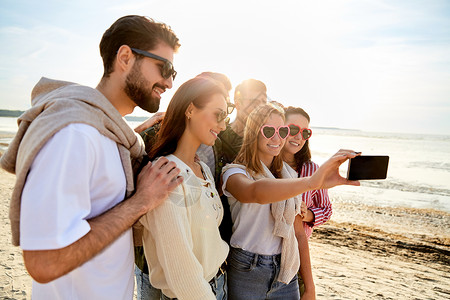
left=298, top=161, right=332, bottom=239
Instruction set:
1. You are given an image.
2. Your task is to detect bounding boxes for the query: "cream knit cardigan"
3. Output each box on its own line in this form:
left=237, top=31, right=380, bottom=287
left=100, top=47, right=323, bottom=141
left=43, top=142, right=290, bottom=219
left=140, top=155, right=229, bottom=300
left=222, top=161, right=302, bottom=284
left=0, top=77, right=145, bottom=246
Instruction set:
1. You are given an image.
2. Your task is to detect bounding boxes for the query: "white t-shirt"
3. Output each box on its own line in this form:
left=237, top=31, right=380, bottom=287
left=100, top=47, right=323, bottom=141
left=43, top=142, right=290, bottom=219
left=20, top=123, right=134, bottom=299
left=222, top=167, right=282, bottom=255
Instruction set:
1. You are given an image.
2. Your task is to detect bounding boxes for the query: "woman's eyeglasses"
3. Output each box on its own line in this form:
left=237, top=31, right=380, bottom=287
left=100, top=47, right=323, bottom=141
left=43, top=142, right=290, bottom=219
left=260, top=125, right=290, bottom=140
left=130, top=48, right=177, bottom=80
left=288, top=124, right=312, bottom=140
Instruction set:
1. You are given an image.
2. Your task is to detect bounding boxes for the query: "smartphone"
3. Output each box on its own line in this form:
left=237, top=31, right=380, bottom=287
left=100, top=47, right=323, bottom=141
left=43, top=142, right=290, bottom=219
left=347, top=155, right=389, bottom=180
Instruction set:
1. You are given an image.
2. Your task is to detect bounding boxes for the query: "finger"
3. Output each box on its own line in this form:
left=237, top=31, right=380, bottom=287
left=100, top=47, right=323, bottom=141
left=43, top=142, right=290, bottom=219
left=167, top=175, right=184, bottom=191
left=134, top=113, right=164, bottom=132
left=337, top=148, right=355, bottom=153
left=134, top=123, right=152, bottom=133
left=166, top=166, right=181, bottom=180
left=150, top=160, right=180, bottom=185
left=337, top=149, right=361, bottom=157
left=159, top=161, right=178, bottom=174
left=332, top=151, right=359, bottom=164
left=346, top=180, right=360, bottom=186
left=147, top=118, right=163, bottom=128
left=137, top=161, right=153, bottom=177
left=134, top=125, right=144, bottom=133
left=134, top=118, right=154, bottom=132
left=336, top=174, right=360, bottom=186
left=154, top=112, right=165, bottom=120
left=151, top=157, right=170, bottom=169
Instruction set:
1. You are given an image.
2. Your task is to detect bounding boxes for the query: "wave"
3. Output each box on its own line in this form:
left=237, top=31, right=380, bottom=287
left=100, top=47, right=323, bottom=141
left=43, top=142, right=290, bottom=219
left=362, top=179, right=450, bottom=197
left=314, top=128, right=450, bottom=142
left=408, top=161, right=450, bottom=172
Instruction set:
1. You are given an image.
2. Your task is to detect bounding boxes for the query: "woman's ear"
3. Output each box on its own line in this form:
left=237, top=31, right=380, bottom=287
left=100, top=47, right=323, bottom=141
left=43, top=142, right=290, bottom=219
left=185, top=102, right=195, bottom=120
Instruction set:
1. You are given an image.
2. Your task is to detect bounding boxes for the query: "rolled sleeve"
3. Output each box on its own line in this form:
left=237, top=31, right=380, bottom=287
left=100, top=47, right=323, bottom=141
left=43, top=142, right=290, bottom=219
left=308, top=189, right=332, bottom=227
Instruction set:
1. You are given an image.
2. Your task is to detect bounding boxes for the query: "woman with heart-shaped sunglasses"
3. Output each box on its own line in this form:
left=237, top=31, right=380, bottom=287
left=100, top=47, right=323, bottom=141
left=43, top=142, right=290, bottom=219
left=281, top=106, right=333, bottom=298
left=221, top=103, right=360, bottom=300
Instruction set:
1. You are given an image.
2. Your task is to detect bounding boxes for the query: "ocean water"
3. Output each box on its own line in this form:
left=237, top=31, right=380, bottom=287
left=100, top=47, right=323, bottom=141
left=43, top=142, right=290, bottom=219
left=0, top=117, right=18, bottom=133
left=310, top=128, right=450, bottom=213
left=0, top=117, right=18, bottom=153
left=1, top=117, right=449, bottom=213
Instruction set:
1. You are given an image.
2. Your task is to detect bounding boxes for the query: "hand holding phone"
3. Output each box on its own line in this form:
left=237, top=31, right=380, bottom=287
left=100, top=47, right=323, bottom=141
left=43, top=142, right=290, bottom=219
left=347, top=155, right=389, bottom=180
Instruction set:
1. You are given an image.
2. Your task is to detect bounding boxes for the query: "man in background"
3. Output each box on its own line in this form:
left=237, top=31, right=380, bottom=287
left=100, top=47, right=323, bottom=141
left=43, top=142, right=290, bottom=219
left=199, top=79, right=267, bottom=243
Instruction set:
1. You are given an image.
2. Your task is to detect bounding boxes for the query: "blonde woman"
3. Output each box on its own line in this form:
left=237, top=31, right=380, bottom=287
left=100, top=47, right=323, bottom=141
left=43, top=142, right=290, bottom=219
left=222, top=104, right=360, bottom=299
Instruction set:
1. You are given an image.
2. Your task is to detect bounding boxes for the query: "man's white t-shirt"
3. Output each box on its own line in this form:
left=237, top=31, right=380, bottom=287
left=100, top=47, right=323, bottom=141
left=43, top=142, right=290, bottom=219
left=222, top=167, right=282, bottom=255
left=20, top=123, right=134, bottom=299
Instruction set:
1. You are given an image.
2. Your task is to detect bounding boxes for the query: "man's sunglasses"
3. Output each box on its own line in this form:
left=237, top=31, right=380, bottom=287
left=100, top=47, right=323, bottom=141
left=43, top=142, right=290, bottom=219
left=212, top=103, right=234, bottom=124
left=260, top=125, right=290, bottom=140
left=227, top=102, right=235, bottom=114
left=288, top=124, right=312, bottom=140
left=216, top=110, right=230, bottom=124
left=130, top=48, right=177, bottom=80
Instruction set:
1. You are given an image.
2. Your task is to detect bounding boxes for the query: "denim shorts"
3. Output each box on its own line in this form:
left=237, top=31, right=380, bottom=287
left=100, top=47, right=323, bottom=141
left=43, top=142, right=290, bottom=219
left=227, top=247, right=300, bottom=300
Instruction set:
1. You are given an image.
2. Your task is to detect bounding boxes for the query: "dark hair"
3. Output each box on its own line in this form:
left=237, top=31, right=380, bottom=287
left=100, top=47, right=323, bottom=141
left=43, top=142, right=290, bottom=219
left=234, top=79, right=267, bottom=103
left=100, top=15, right=180, bottom=77
left=148, top=77, right=227, bottom=160
left=196, top=72, right=232, bottom=92
left=284, top=106, right=311, bottom=173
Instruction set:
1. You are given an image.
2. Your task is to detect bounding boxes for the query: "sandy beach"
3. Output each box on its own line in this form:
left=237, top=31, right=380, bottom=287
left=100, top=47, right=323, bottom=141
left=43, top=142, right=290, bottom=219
left=1, top=160, right=449, bottom=299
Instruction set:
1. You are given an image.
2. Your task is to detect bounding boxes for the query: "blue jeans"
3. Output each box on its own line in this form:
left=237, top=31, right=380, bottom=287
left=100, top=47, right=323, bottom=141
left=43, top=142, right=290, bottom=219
left=161, top=271, right=227, bottom=300
left=135, top=265, right=162, bottom=300
left=227, top=247, right=299, bottom=300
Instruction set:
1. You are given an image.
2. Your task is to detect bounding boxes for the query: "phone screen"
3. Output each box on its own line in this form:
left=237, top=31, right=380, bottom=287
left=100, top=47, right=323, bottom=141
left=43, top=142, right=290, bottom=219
left=347, top=155, right=389, bottom=180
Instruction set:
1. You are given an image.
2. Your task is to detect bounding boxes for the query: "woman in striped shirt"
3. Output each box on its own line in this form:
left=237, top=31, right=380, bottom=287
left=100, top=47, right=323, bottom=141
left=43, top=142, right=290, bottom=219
left=281, top=106, right=332, bottom=296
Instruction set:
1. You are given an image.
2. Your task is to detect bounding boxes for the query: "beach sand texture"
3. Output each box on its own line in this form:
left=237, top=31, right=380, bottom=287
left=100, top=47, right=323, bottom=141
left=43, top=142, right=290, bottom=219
left=0, top=169, right=449, bottom=299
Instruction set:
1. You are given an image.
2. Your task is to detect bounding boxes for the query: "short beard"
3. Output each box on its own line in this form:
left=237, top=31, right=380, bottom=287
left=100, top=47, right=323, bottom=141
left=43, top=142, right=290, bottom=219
left=124, top=60, right=160, bottom=113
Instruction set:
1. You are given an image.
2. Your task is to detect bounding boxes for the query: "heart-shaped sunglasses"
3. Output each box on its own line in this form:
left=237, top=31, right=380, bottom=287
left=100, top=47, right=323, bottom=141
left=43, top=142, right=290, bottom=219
left=288, top=124, right=312, bottom=140
left=260, top=125, right=290, bottom=140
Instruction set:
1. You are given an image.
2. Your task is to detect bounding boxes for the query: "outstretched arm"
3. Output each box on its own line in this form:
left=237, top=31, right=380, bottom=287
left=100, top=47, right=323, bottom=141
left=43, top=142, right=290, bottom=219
left=225, top=149, right=360, bottom=204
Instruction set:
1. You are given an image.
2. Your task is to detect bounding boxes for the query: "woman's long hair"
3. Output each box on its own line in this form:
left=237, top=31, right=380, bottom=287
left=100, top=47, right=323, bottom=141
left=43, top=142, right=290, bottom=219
left=148, top=76, right=227, bottom=160
left=284, top=106, right=311, bottom=174
left=234, top=103, right=285, bottom=178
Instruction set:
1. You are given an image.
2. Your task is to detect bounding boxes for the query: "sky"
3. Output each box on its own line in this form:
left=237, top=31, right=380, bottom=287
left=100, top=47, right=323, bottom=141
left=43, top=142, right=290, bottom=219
left=1, top=0, right=449, bottom=135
